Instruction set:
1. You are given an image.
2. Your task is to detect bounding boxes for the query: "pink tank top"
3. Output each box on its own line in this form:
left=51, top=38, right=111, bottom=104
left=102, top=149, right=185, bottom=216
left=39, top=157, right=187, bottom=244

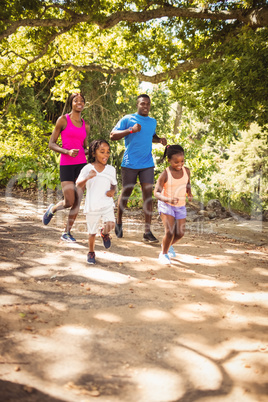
left=60, top=114, right=87, bottom=166
left=162, top=166, right=188, bottom=207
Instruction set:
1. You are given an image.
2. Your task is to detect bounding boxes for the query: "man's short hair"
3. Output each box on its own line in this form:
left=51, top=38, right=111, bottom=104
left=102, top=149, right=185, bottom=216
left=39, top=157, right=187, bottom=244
left=137, top=94, right=150, bottom=101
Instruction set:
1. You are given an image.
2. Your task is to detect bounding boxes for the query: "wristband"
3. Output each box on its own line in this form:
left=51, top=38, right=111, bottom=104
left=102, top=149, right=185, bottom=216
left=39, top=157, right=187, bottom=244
left=129, top=127, right=133, bottom=133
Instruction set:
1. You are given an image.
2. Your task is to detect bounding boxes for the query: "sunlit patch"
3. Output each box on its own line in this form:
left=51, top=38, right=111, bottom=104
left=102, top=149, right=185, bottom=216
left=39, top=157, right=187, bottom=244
left=133, top=368, right=185, bottom=401
left=55, top=325, right=92, bottom=336
left=83, top=268, right=132, bottom=284
left=0, top=295, right=20, bottom=305
left=187, top=278, right=236, bottom=289
left=176, top=254, right=227, bottom=266
left=224, top=291, right=268, bottom=308
left=172, top=302, right=218, bottom=322
left=47, top=301, right=67, bottom=311
left=0, top=262, right=20, bottom=270
left=94, top=312, right=122, bottom=323
left=168, top=346, right=222, bottom=390
left=97, top=251, right=141, bottom=263
left=1, top=276, right=19, bottom=283
left=253, top=267, right=268, bottom=276
left=138, top=308, right=171, bottom=321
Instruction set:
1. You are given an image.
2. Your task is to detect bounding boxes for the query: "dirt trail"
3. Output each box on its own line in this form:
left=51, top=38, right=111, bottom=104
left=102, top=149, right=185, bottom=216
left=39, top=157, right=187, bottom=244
left=0, top=189, right=267, bottom=402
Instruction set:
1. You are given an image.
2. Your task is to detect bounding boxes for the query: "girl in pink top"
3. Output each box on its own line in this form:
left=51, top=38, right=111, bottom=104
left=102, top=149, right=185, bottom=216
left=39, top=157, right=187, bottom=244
left=42, top=93, right=90, bottom=242
left=154, top=145, right=193, bottom=265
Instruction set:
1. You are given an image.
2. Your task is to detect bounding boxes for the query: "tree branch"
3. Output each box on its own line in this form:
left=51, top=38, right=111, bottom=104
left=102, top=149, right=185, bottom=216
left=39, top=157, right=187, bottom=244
left=57, top=58, right=210, bottom=83
left=0, top=5, right=267, bottom=40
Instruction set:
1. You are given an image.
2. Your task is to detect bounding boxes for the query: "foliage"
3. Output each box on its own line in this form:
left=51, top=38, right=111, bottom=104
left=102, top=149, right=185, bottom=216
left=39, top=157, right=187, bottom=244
left=205, top=124, right=268, bottom=215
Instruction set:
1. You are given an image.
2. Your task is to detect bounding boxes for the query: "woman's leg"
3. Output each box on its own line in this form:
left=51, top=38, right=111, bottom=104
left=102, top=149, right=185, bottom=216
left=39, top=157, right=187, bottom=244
left=160, top=213, right=176, bottom=254
left=52, top=181, right=76, bottom=213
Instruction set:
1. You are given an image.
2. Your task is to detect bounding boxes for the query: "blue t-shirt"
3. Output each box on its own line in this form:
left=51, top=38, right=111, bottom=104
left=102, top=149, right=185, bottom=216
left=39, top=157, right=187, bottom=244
left=113, top=113, right=157, bottom=169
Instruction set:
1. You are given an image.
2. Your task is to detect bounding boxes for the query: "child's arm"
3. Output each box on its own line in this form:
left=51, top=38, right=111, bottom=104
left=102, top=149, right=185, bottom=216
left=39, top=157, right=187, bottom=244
left=76, top=169, right=97, bottom=189
left=185, top=167, right=193, bottom=201
left=106, top=184, right=116, bottom=198
left=154, top=170, right=179, bottom=204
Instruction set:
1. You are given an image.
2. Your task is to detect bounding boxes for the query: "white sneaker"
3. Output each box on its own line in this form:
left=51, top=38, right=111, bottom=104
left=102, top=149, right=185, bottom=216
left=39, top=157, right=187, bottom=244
left=168, top=245, right=176, bottom=259
left=158, top=252, right=171, bottom=265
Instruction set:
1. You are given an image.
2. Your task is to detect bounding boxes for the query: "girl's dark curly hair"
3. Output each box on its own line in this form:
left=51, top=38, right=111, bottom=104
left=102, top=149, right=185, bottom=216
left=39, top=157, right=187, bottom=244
left=88, top=139, right=110, bottom=163
left=160, top=144, right=184, bottom=163
left=68, top=93, right=85, bottom=110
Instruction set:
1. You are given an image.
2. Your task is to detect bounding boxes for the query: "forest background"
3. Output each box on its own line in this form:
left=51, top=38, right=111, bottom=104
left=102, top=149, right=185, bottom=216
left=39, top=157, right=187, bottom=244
left=0, top=0, right=267, bottom=218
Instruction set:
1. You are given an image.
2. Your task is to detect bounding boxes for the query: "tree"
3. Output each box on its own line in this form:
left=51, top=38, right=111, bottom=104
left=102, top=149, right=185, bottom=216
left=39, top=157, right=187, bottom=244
left=0, top=1, right=267, bottom=131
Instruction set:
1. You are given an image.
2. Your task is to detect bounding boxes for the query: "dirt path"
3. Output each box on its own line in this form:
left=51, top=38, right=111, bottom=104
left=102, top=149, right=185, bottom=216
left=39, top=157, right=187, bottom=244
left=0, top=189, right=267, bottom=402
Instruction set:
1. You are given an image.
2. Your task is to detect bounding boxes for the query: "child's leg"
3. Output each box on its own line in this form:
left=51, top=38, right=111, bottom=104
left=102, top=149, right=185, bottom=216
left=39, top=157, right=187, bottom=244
left=102, top=221, right=115, bottom=235
left=160, top=213, right=176, bottom=254
left=172, top=218, right=186, bottom=244
left=88, top=234, right=96, bottom=252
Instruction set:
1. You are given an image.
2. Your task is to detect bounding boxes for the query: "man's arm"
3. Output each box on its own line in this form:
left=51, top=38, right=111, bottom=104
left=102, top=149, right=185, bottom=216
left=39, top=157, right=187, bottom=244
left=152, top=134, right=167, bottom=146
left=110, top=123, right=141, bottom=141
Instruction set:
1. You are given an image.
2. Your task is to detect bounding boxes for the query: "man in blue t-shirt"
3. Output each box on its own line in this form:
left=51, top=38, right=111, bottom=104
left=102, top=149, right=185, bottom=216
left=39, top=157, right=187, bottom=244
left=110, top=94, right=167, bottom=242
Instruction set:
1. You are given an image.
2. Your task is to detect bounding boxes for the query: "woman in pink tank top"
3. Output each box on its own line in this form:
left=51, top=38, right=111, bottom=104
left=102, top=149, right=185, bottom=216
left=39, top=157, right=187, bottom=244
left=42, top=93, right=90, bottom=242
left=154, top=145, right=193, bottom=265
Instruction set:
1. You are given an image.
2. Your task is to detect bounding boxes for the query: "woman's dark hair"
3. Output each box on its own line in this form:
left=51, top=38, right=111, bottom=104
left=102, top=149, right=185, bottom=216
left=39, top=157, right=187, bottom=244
left=88, top=139, right=110, bottom=163
left=68, top=93, right=85, bottom=110
left=160, top=144, right=184, bottom=162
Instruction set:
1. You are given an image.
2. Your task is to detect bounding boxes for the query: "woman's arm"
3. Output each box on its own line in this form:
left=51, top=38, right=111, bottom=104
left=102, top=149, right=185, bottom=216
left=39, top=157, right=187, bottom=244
left=49, top=115, right=78, bottom=157
left=83, top=122, right=90, bottom=155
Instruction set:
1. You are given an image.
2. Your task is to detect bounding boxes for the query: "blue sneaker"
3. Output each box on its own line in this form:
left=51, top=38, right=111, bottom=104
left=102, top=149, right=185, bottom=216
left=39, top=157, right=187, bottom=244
left=43, top=204, right=54, bottom=225
left=87, top=252, right=96, bottom=264
left=168, top=245, right=176, bottom=258
left=101, top=230, right=111, bottom=249
left=61, top=232, right=76, bottom=242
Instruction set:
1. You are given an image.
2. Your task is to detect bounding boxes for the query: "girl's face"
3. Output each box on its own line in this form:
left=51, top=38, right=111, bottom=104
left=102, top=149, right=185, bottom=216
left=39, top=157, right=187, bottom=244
left=168, top=153, right=184, bottom=170
left=72, top=95, right=85, bottom=111
left=94, top=143, right=110, bottom=165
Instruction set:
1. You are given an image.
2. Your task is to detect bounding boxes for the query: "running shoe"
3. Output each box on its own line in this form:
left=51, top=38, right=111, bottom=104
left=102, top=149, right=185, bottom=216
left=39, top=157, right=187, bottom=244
left=168, top=245, right=176, bottom=258
left=115, top=222, right=123, bottom=238
left=87, top=251, right=96, bottom=264
left=61, top=232, right=76, bottom=242
left=101, top=230, right=111, bottom=249
left=43, top=204, right=54, bottom=225
left=143, top=231, right=159, bottom=243
left=158, top=252, right=171, bottom=265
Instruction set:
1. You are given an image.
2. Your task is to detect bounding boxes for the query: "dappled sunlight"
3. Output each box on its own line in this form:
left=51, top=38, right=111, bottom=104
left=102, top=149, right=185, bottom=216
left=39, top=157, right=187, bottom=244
left=133, top=368, right=185, bottom=401
left=0, top=294, right=21, bottom=305
left=177, top=334, right=267, bottom=361
left=186, top=278, right=236, bottom=289
left=97, top=250, right=141, bottom=263
left=223, top=351, right=268, bottom=386
left=82, top=267, right=133, bottom=285
left=224, top=290, right=268, bottom=308
left=253, top=267, right=268, bottom=276
left=0, top=262, right=20, bottom=270
left=138, top=308, right=172, bottom=321
left=20, top=329, right=93, bottom=382
left=167, top=345, right=222, bottom=390
left=171, top=302, right=219, bottom=322
left=174, top=253, right=229, bottom=266
left=94, top=312, right=122, bottom=323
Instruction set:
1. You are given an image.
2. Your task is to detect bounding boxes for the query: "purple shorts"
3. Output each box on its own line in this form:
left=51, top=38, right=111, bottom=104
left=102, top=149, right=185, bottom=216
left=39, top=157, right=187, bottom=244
left=158, top=200, right=186, bottom=219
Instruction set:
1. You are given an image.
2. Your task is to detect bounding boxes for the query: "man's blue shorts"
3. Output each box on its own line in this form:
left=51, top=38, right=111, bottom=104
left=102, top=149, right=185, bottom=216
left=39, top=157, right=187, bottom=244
left=158, top=200, right=187, bottom=220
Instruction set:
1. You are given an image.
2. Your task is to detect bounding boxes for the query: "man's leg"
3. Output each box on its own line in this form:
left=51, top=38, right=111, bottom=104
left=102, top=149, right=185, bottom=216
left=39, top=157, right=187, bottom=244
left=140, top=167, right=159, bottom=242
left=117, top=184, right=135, bottom=225
left=116, top=167, right=137, bottom=238
left=141, top=182, right=154, bottom=234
